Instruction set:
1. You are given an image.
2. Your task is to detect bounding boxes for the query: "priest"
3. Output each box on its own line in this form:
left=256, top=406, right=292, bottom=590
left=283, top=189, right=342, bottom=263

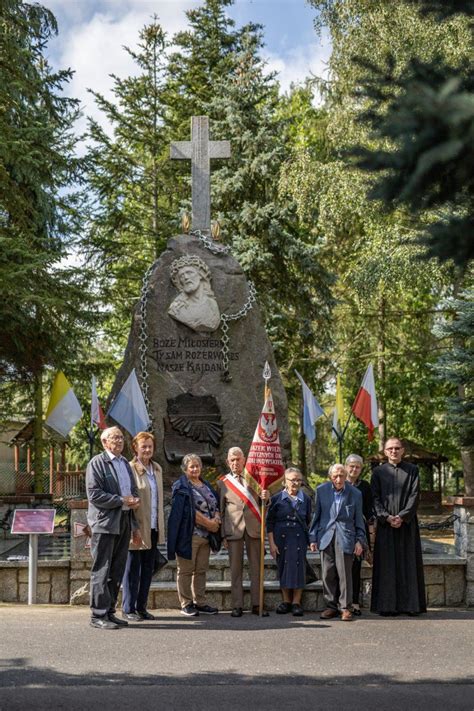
left=370, top=437, right=427, bottom=616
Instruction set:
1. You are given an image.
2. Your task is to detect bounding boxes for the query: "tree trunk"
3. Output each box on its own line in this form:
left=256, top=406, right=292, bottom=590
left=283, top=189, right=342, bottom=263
left=33, top=368, right=44, bottom=493
left=461, top=447, right=474, bottom=496
left=377, top=296, right=386, bottom=449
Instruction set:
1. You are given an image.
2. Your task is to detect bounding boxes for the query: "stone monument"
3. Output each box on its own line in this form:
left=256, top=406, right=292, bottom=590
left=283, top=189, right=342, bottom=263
left=109, top=116, right=290, bottom=486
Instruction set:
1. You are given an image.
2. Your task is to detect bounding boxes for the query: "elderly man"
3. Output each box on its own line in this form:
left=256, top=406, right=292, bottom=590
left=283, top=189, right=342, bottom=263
left=370, top=437, right=426, bottom=616
left=345, top=454, right=374, bottom=615
left=218, top=447, right=269, bottom=617
left=86, top=426, right=141, bottom=630
left=310, top=463, right=366, bottom=621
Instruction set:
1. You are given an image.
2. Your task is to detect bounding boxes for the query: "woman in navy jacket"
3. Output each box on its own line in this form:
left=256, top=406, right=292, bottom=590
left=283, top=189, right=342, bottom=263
left=267, top=467, right=312, bottom=616
left=167, top=453, right=221, bottom=617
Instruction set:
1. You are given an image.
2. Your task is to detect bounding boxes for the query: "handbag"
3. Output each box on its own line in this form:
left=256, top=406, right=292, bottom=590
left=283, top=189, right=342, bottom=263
left=202, top=488, right=222, bottom=554
left=207, top=531, right=222, bottom=553
left=153, top=548, right=168, bottom=575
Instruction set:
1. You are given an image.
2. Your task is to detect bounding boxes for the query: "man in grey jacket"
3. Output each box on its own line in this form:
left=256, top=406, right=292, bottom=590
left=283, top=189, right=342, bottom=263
left=86, top=426, right=141, bottom=630
left=310, top=463, right=366, bottom=621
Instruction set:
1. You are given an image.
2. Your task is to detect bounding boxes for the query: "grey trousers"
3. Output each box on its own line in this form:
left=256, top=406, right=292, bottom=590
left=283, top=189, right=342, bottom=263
left=320, top=532, right=353, bottom=610
left=90, top=511, right=131, bottom=617
left=227, top=532, right=261, bottom=608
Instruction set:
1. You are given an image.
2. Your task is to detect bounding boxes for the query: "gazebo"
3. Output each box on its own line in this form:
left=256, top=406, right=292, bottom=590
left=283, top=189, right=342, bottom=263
left=369, top=438, right=449, bottom=508
left=9, top=420, right=68, bottom=495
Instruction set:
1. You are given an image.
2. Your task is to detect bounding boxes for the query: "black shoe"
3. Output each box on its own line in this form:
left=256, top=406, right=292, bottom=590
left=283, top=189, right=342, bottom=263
left=291, top=604, right=304, bottom=617
left=181, top=604, right=199, bottom=617
left=231, top=607, right=243, bottom=617
left=108, top=613, right=128, bottom=626
left=195, top=604, right=218, bottom=615
left=252, top=605, right=269, bottom=617
left=379, top=611, right=400, bottom=617
left=351, top=607, right=362, bottom=617
left=122, top=612, right=142, bottom=622
left=276, top=602, right=292, bottom=615
left=90, top=616, right=119, bottom=630
left=137, top=610, right=155, bottom=620
left=406, top=611, right=420, bottom=617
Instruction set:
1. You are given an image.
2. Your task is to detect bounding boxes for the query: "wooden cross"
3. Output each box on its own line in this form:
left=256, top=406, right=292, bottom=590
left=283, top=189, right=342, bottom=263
left=170, top=116, right=231, bottom=231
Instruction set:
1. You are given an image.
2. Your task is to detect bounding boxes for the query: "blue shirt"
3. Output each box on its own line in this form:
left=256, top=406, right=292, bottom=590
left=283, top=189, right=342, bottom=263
left=332, top=485, right=344, bottom=516
left=107, top=451, right=132, bottom=508
left=145, top=464, right=158, bottom=530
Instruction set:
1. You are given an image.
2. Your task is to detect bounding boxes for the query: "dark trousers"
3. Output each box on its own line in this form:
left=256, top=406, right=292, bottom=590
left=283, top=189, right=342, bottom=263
left=352, top=556, right=362, bottom=605
left=320, top=532, right=353, bottom=610
left=90, top=511, right=131, bottom=617
left=122, top=529, right=158, bottom=613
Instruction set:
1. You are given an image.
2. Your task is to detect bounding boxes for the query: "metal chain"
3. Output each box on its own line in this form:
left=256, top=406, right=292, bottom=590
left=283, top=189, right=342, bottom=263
left=190, top=228, right=230, bottom=255
left=138, top=264, right=154, bottom=427
left=419, top=514, right=459, bottom=530
left=220, top=280, right=257, bottom=382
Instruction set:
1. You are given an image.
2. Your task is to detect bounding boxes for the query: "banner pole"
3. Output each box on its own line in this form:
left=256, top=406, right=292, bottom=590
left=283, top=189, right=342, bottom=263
left=259, top=497, right=266, bottom=617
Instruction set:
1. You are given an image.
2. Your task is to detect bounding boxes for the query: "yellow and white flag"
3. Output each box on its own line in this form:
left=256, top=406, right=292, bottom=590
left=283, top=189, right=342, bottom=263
left=45, top=372, right=83, bottom=437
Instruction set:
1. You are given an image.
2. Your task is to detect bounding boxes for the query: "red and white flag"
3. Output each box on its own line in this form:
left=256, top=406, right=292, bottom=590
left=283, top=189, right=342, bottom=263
left=91, top=376, right=107, bottom=430
left=245, top=388, right=285, bottom=494
left=351, top=363, right=379, bottom=441
left=220, top=474, right=261, bottom=523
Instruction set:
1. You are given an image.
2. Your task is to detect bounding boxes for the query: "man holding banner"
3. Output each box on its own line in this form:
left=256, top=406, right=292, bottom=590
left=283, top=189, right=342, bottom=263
left=218, top=447, right=269, bottom=617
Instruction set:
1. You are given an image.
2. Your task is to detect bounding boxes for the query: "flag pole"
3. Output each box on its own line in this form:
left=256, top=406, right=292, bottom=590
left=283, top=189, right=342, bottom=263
left=259, top=361, right=271, bottom=617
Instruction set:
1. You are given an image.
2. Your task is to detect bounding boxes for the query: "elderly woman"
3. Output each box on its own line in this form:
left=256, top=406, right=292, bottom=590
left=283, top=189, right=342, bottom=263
left=122, top=431, right=165, bottom=621
left=167, top=453, right=221, bottom=617
left=267, top=467, right=312, bottom=617
left=345, top=453, right=375, bottom=616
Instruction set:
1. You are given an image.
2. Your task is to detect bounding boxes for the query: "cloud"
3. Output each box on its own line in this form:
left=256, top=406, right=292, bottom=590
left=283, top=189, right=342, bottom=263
left=47, top=1, right=199, bottom=136
left=264, top=30, right=331, bottom=102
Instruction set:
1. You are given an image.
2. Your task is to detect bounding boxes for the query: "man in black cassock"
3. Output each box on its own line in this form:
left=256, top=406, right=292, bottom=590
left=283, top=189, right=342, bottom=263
left=370, top=437, right=426, bottom=616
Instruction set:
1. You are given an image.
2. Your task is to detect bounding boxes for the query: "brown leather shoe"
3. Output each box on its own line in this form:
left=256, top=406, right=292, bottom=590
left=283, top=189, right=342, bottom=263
left=319, top=608, right=339, bottom=619
left=341, top=609, right=353, bottom=621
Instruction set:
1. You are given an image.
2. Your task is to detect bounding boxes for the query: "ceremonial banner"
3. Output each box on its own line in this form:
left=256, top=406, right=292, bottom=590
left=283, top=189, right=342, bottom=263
left=245, top=388, right=284, bottom=493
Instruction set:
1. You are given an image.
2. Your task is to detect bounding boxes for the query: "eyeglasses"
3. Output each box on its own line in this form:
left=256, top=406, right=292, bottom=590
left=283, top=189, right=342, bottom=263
left=286, top=479, right=302, bottom=484
left=108, top=435, right=124, bottom=442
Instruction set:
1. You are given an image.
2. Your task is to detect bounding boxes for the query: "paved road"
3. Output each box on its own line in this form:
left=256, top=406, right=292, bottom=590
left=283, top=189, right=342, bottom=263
left=0, top=606, right=473, bottom=710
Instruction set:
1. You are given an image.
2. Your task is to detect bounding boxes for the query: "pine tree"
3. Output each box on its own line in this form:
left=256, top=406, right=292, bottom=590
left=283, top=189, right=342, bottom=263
left=433, top=290, right=474, bottom=494
left=86, top=20, right=176, bottom=348
left=0, top=0, right=97, bottom=488
left=166, top=1, right=334, bottom=377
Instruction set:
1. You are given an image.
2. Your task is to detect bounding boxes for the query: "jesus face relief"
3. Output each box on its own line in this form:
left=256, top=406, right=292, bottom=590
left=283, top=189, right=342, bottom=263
left=178, top=266, right=201, bottom=294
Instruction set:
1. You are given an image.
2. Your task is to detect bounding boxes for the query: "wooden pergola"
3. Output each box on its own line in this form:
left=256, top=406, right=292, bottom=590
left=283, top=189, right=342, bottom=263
left=9, top=420, right=68, bottom=494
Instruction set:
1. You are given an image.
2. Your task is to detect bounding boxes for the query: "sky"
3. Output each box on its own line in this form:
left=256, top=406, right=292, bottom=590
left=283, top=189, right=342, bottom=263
left=43, top=0, right=331, bottom=133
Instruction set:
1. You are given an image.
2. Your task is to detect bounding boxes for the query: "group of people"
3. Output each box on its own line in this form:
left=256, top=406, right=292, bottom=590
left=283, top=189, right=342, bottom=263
left=85, top=428, right=426, bottom=629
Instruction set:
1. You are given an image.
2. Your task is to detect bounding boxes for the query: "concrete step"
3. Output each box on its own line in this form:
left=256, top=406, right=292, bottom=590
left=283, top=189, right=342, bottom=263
left=147, top=578, right=325, bottom=612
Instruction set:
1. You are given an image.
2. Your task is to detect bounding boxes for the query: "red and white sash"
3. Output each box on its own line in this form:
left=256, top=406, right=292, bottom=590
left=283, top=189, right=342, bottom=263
left=220, top=473, right=261, bottom=523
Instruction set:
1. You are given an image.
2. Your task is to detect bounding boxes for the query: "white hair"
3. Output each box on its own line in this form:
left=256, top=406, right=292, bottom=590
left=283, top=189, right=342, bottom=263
left=227, top=447, right=245, bottom=458
left=345, top=454, right=363, bottom=466
left=328, top=463, right=345, bottom=477
left=100, top=426, right=122, bottom=445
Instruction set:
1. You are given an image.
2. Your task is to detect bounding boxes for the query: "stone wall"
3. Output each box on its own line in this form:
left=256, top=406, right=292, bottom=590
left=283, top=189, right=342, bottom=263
left=0, top=560, right=70, bottom=603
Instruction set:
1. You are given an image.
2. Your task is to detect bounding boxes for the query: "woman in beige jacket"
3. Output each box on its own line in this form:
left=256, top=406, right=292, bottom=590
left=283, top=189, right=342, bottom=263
left=122, top=431, right=165, bottom=621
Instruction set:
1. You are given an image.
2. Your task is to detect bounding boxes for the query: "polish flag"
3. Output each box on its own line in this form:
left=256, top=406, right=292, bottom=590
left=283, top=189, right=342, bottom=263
left=351, top=363, right=379, bottom=441
left=91, top=376, right=107, bottom=430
